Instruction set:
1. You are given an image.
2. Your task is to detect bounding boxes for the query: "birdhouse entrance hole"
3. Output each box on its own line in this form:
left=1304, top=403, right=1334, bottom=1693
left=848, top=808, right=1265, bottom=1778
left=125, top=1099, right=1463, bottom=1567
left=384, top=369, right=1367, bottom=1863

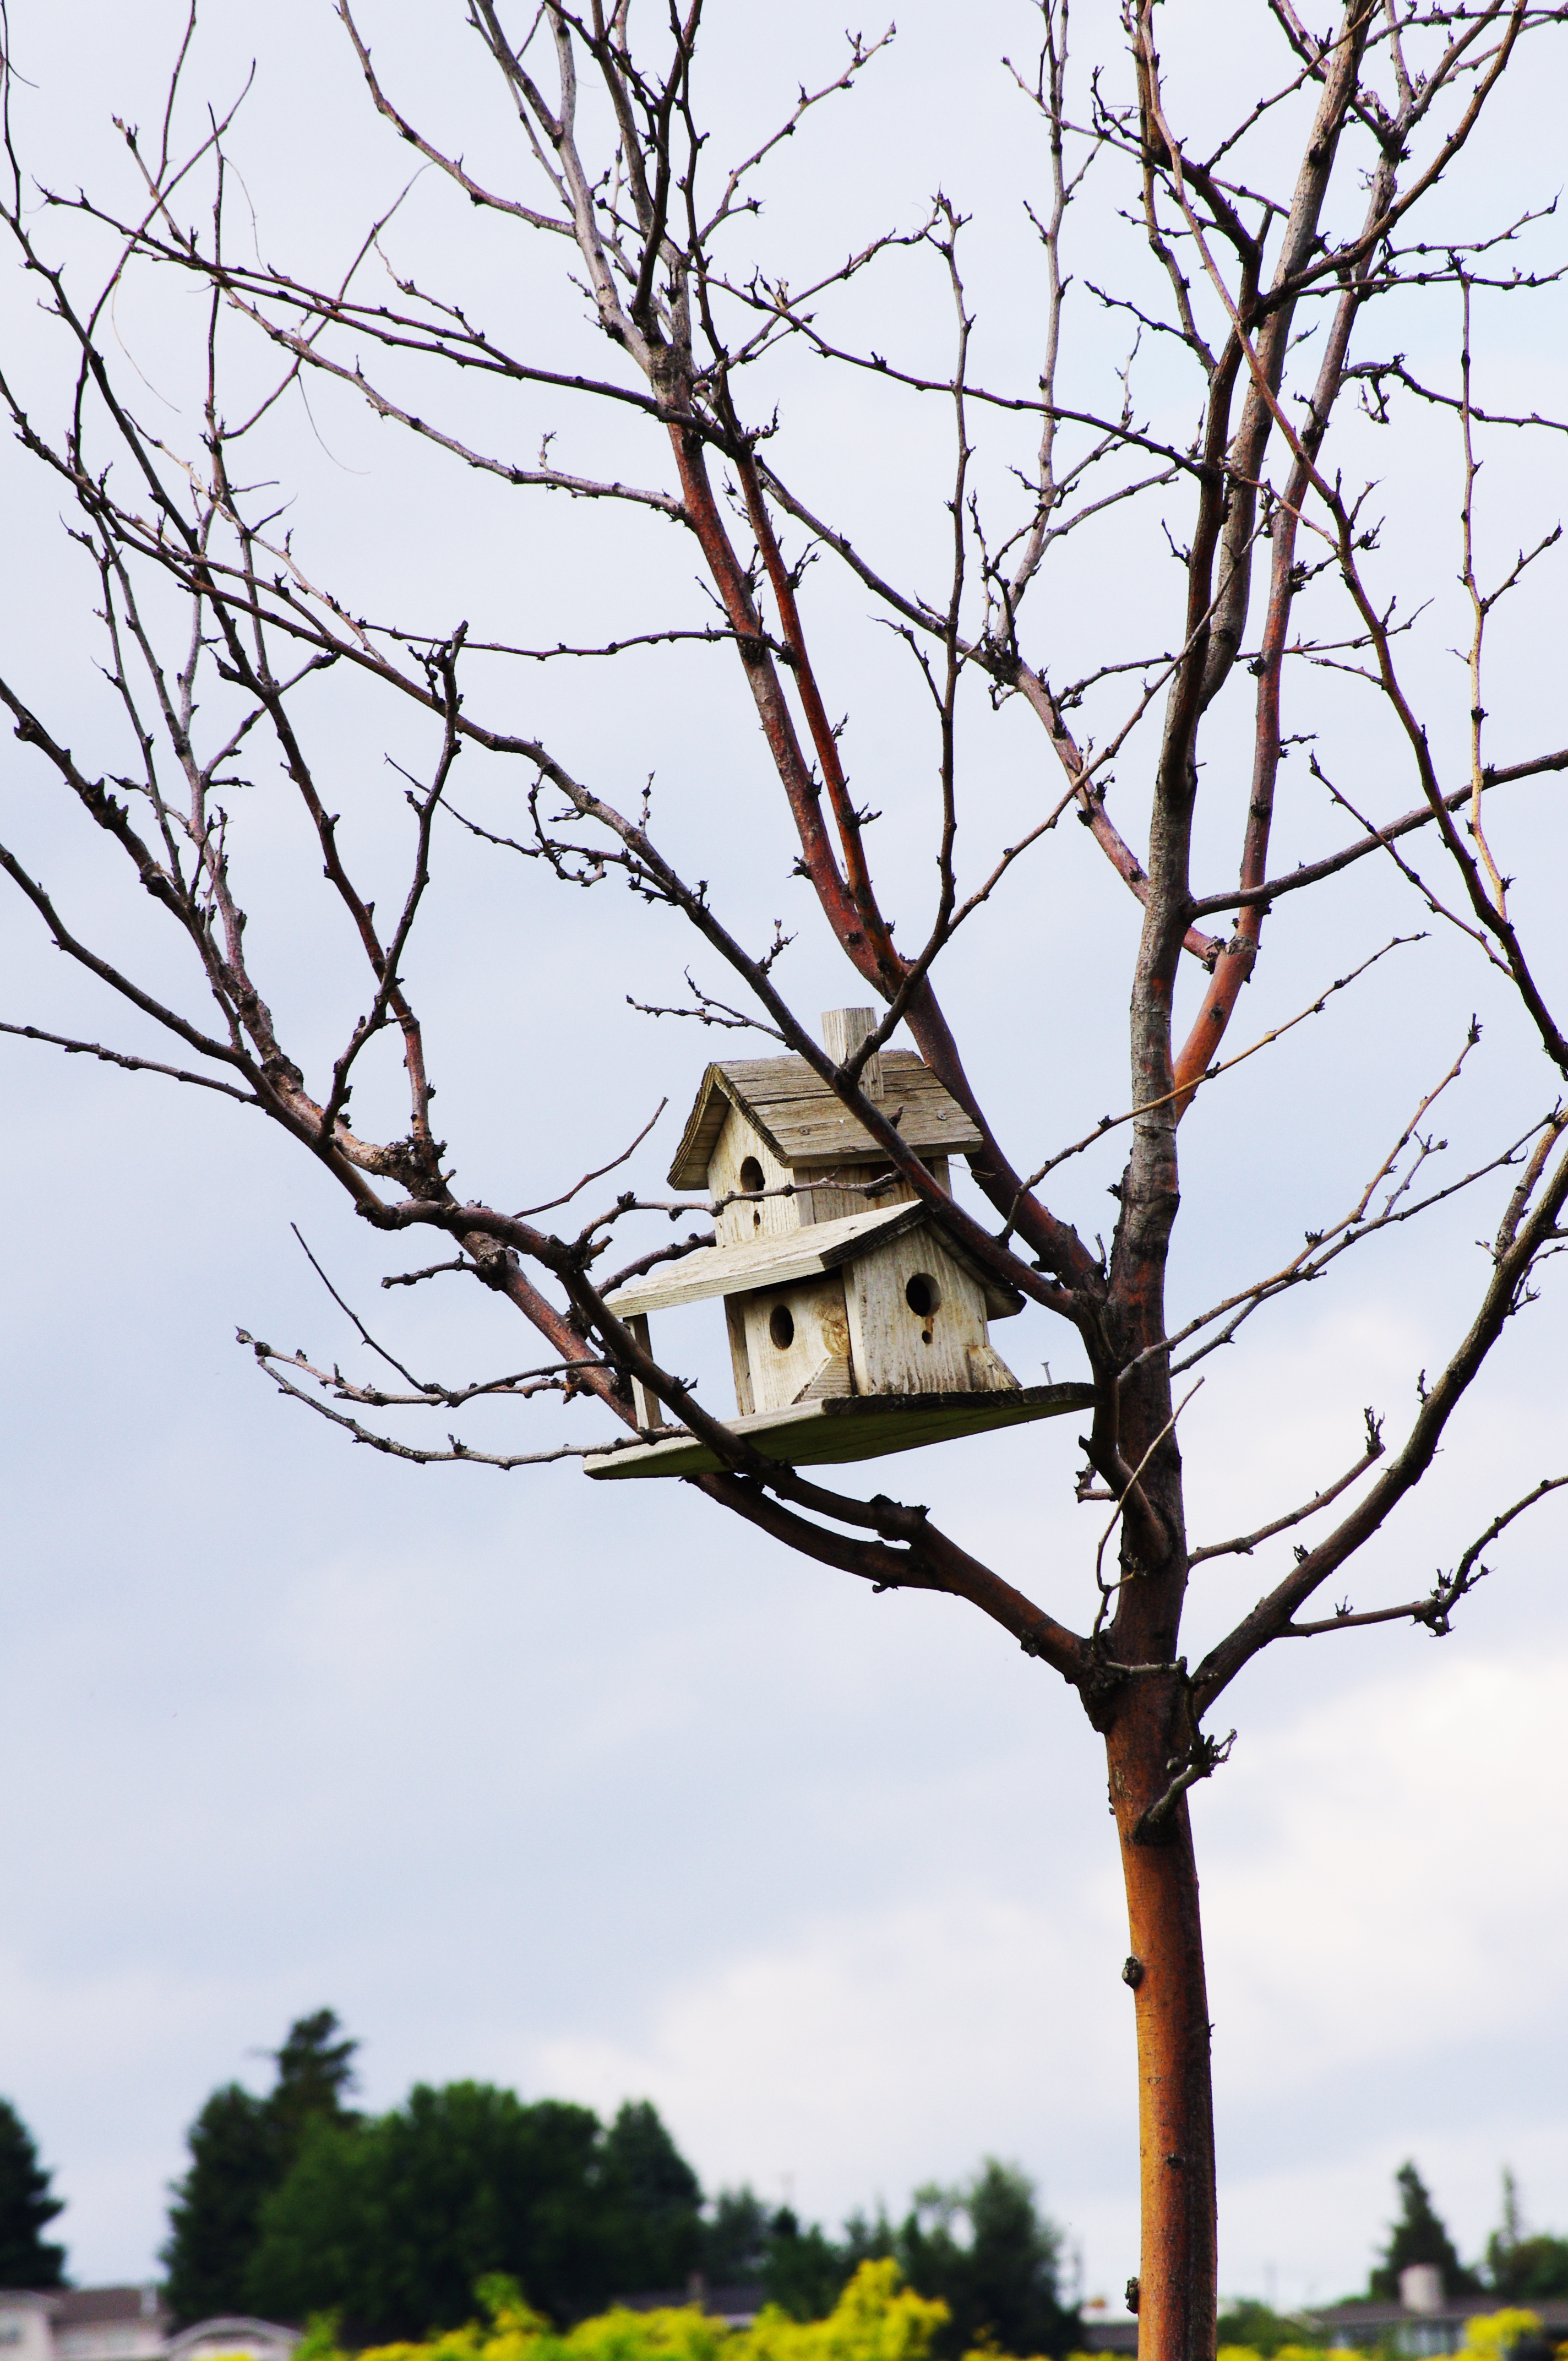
left=905, top=1272, right=939, bottom=1320
left=769, top=1302, right=795, bottom=1351
left=739, top=1154, right=766, bottom=1230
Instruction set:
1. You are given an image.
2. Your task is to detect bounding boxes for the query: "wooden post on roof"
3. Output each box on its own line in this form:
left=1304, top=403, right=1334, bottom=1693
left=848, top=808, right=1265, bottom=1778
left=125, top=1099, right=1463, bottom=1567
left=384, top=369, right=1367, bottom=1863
left=822, top=1007, right=883, bottom=1097
left=624, top=1312, right=666, bottom=1429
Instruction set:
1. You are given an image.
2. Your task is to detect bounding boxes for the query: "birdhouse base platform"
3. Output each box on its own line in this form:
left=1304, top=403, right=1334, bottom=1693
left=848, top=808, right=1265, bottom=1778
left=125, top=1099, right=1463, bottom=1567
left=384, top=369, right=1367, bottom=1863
left=583, top=1381, right=1095, bottom=1480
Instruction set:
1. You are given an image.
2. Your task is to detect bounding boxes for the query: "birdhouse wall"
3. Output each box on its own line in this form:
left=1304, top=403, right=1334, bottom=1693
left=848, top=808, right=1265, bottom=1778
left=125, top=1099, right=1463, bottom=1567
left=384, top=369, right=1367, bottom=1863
left=728, top=1273, right=855, bottom=1415
left=790, top=1155, right=951, bottom=1226
left=844, top=1231, right=1020, bottom=1396
left=709, top=1105, right=800, bottom=1247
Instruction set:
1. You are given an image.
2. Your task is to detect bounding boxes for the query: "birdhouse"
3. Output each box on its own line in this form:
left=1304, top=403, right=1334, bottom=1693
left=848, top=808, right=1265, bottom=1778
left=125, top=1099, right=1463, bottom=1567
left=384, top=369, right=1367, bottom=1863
left=585, top=1010, right=1092, bottom=1478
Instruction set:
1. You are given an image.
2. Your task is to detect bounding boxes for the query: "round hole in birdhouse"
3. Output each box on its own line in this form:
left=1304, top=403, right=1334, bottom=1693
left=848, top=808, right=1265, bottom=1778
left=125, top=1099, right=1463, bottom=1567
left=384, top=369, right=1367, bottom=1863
left=769, top=1301, right=796, bottom=1351
left=905, top=1272, right=940, bottom=1319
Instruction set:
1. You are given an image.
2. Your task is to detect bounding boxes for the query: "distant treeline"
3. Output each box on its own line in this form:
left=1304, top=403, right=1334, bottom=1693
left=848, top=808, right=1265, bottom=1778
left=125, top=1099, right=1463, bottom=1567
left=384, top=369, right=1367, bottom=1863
left=3, top=2015, right=1567, bottom=2351
left=158, top=2014, right=1075, bottom=2355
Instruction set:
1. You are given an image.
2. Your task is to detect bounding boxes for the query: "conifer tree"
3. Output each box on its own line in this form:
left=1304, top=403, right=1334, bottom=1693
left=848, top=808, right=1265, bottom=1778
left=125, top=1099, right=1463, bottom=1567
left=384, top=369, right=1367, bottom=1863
left=599, top=2101, right=703, bottom=2293
left=1369, top=2162, right=1479, bottom=2301
left=1484, top=2172, right=1568, bottom=2303
left=0, top=2099, right=66, bottom=2290
left=162, top=2011, right=359, bottom=2325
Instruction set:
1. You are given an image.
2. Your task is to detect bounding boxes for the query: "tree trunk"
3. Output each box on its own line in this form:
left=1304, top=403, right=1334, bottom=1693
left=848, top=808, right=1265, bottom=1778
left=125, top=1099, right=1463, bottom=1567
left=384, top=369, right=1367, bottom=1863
left=1107, top=1677, right=1217, bottom=2361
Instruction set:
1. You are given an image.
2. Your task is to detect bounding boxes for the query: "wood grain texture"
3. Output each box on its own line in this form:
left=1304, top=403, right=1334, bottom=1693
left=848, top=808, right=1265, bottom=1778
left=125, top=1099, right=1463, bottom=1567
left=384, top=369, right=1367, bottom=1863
left=723, top=1293, right=755, bottom=1418
left=791, top=1155, right=946, bottom=1226
left=624, top=1312, right=666, bottom=1429
left=966, top=1341, right=1023, bottom=1392
left=758, top=1076, right=981, bottom=1169
left=667, top=1050, right=982, bottom=1186
left=821, top=1005, right=884, bottom=1097
left=581, top=1382, right=1096, bottom=1479
left=603, top=1200, right=925, bottom=1316
left=845, top=1229, right=1000, bottom=1394
left=741, top=1271, right=854, bottom=1412
left=710, top=1101, right=800, bottom=1248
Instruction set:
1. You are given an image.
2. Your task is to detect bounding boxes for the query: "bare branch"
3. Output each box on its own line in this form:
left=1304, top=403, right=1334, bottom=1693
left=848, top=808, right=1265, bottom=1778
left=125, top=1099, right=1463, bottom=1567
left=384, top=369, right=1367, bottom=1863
left=515, top=1098, right=669, bottom=1216
left=1189, top=1410, right=1385, bottom=1564
left=0, top=1018, right=258, bottom=1103
left=1283, top=1473, right=1568, bottom=1638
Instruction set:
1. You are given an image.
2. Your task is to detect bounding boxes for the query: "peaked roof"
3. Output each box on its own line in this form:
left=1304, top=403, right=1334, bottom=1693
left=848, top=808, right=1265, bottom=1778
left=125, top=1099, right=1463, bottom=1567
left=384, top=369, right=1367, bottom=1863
left=54, top=2294, right=165, bottom=2329
left=606, top=1199, right=1022, bottom=1321
left=668, top=1051, right=983, bottom=1188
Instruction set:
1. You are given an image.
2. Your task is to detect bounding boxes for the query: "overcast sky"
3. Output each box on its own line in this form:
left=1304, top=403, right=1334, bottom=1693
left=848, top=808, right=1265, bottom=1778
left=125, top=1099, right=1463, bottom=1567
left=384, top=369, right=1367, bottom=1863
left=1, top=0, right=1566, bottom=2326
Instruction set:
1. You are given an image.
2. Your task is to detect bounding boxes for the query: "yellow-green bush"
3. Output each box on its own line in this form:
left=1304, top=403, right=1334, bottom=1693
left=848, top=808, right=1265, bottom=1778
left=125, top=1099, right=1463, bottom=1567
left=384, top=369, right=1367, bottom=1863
left=297, top=2259, right=950, bottom=2361
left=1209, top=2319, right=1560, bottom=2361
left=292, top=2277, right=1566, bottom=2361
left=1452, top=2314, right=1547, bottom=2361
left=1215, top=2343, right=1365, bottom=2361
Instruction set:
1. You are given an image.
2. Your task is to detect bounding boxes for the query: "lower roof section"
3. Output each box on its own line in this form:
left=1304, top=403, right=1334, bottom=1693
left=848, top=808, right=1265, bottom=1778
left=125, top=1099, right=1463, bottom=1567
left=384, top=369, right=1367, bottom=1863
left=583, top=1381, right=1096, bottom=1478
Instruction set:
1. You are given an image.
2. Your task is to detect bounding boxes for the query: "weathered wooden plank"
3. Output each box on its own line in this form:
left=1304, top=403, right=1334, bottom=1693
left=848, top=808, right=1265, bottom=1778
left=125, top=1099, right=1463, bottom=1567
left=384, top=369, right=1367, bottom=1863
left=723, top=1293, right=755, bottom=1418
left=821, top=1007, right=883, bottom=1098
left=750, top=1069, right=977, bottom=1123
left=760, top=1100, right=979, bottom=1167
left=792, top=1158, right=940, bottom=1226
left=624, top=1312, right=666, bottom=1430
left=667, top=1063, right=735, bottom=1190
left=741, top=1270, right=854, bottom=1412
left=710, top=1053, right=825, bottom=1099
left=710, top=1101, right=798, bottom=1248
left=724, top=1050, right=949, bottom=1103
left=844, top=1228, right=999, bottom=1395
left=582, top=1382, right=1096, bottom=1479
left=966, top=1341, right=1022, bottom=1391
left=603, top=1201, right=924, bottom=1316
left=667, top=1051, right=981, bottom=1186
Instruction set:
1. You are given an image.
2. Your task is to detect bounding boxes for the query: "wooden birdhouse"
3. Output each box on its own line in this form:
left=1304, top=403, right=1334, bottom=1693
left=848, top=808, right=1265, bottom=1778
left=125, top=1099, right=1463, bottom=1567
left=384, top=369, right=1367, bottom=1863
left=585, top=1010, right=1091, bottom=1478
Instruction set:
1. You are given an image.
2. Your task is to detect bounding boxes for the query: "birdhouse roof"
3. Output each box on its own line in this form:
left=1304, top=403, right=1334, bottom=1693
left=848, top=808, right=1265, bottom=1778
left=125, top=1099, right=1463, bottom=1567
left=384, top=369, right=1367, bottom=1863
left=584, top=1379, right=1096, bottom=1481
left=604, top=1200, right=1022, bottom=1321
left=667, top=1050, right=983, bottom=1189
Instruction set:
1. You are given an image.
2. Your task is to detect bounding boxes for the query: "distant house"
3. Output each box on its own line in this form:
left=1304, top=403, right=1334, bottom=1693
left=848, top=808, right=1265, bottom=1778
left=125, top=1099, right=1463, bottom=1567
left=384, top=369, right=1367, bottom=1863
left=1066, top=2264, right=1568, bottom=2359
left=1307, top=2265, right=1568, bottom=2354
left=1073, top=2301, right=1137, bottom=2355
left=52, top=2289, right=169, bottom=2361
left=0, top=2292, right=296, bottom=2361
left=0, top=2291, right=56, bottom=2361
left=616, top=2279, right=764, bottom=2329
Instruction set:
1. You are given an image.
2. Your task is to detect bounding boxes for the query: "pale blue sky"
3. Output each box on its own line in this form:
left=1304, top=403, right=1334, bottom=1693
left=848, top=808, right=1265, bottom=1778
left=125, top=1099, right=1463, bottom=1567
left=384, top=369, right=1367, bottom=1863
left=1, top=0, right=1565, bottom=2320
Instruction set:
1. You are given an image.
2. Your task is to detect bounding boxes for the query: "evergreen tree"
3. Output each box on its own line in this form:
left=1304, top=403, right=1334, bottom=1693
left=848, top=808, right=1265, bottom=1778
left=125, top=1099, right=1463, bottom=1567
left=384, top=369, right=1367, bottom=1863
left=0, top=2099, right=66, bottom=2289
left=1369, top=2162, right=1480, bottom=2301
left=268, top=2013, right=360, bottom=2156
left=701, top=2189, right=772, bottom=2287
left=162, top=2010, right=359, bottom=2325
left=761, top=2207, right=870, bottom=2320
left=599, top=2102, right=703, bottom=2292
left=161, top=2086, right=274, bottom=2325
left=1485, top=2172, right=1568, bottom=2302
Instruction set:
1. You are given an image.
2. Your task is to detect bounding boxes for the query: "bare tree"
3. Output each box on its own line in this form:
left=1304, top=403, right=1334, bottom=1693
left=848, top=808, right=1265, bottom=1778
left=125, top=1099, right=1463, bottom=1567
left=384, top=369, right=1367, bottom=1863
left=2, top=2, right=1566, bottom=2351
